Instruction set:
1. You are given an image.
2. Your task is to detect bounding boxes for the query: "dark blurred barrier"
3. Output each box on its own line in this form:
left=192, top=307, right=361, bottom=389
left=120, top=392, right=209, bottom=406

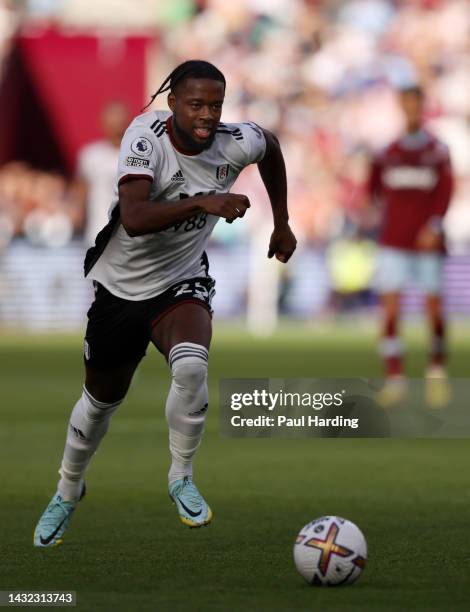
left=1, top=242, right=469, bottom=330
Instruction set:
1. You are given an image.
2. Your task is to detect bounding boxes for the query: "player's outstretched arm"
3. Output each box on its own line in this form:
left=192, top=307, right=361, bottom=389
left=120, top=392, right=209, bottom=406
left=257, top=129, right=297, bottom=263
left=119, top=179, right=250, bottom=236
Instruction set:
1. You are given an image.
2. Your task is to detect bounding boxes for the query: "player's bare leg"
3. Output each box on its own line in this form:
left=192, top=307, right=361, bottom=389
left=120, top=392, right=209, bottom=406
left=34, top=361, right=139, bottom=547
left=424, top=294, right=450, bottom=407
left=377, top=292, right=407, bottom=407
left=151, top=302, right=213, bottom=527
left=84, top=361, right=139, bottom=403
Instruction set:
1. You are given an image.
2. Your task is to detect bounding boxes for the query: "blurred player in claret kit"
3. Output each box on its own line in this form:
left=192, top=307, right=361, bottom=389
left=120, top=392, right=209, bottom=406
left=368, top=86, right=453, bottom=407
left=33, top=60, right=297, bottom=546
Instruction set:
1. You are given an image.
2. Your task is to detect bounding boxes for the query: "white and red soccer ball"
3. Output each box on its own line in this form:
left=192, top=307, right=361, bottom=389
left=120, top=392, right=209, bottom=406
left=294, top=516, right=367, bottom=586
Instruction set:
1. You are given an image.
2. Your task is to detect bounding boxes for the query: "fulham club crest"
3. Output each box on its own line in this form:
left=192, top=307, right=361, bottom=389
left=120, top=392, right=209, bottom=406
left=216, top=164, right=230, bottom=182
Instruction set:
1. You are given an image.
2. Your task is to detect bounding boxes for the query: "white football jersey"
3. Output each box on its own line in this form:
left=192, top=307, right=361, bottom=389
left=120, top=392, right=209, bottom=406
left=86, top=110, right=266, bottom=300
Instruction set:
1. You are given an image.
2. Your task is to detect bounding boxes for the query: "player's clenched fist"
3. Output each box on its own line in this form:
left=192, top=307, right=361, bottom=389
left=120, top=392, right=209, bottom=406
left=200, top=193, right=250, bottom=223
left=268, top=223, right=297, bottom=263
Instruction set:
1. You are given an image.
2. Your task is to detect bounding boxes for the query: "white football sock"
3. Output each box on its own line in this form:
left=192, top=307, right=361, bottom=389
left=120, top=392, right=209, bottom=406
left=166, top=343, right=209, bottom=484
left=57, top=387, right=123, bottom=500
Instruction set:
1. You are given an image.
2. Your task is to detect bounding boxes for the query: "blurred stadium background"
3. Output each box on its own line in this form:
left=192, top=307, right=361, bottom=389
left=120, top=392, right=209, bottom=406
left=2, top=3, right=470, bottom=609
left=0, top=0, right=469, bottom=333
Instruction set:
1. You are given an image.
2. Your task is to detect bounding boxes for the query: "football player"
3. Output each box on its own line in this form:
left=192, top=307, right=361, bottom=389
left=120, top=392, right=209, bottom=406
left=34, top=60, right=297, bottom=546
left=368, top=86, right=453, bottom=407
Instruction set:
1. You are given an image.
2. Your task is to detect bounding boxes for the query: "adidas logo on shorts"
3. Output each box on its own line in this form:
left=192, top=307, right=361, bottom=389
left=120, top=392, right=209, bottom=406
left=170, top=170, right=185, bottom=183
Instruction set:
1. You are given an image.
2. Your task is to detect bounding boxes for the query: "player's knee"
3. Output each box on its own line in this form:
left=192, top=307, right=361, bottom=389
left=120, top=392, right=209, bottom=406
left=171, top=360, right=208, bottom=394
left=166, top=348, right=209, bottom=433
left=168, top=343, right=209, bottom=395
left=84, top=362, right=137, bottom=404
left=167, top=361, right=209, bottom=433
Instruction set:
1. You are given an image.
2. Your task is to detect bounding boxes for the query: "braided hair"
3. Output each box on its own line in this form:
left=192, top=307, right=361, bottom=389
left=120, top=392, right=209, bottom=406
left=143, top=60, right=226, bottom=111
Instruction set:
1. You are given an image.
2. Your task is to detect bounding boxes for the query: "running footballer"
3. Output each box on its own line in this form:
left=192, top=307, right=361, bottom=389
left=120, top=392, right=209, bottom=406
left=33, top=60, right=296, bottom=546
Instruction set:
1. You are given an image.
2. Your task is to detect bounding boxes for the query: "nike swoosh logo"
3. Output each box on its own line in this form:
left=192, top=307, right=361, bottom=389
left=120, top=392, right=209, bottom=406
left=177, top=497, right=202, bottom=518
left=39, top=517, right=67, bottom=545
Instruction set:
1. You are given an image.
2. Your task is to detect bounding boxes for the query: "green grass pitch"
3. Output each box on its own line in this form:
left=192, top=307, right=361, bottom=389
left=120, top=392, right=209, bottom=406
left=1, top=322, right=470, bottom=611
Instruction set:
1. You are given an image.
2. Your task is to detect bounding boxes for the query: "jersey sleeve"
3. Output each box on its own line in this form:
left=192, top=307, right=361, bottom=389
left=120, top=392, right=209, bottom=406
left=117, top=121, right=160, bottom=186
left=236, top=122, right=267, bottom=165
left=432, top=144, right=453, bottom=217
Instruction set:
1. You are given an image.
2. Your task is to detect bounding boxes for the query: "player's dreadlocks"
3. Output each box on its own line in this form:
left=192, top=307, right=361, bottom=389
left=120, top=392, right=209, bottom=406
left=143, top=60, right=226, bottom=111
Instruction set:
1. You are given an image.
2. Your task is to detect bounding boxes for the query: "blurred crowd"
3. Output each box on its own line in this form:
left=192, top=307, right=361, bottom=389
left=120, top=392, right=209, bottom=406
left=0, top=162, right=83, bottom=249
left=0, top=0, right=469, bottom=252
left=158, top=0, right=470, bottom=250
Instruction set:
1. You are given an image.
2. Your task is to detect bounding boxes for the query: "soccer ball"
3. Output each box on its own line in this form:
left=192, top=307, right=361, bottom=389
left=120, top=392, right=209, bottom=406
left=293, top=516, right=367, bottom=586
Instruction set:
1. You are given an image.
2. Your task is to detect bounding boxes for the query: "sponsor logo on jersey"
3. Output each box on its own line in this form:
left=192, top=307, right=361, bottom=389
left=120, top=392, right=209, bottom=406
left=383, top=166, right=437, bottom=190
left=131, top=137, right=153, bottom=157
left=170, top=170, right=185, bottom=183
left=216, top=164, right=229, bottom=181
left=126, top=156, right=150, bottom=168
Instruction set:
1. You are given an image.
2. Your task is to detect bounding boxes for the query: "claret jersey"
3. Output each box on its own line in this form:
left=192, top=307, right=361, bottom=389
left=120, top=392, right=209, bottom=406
left=85, top=110, right=266, bottom=300
left=368, top=129, right=453, bottom=252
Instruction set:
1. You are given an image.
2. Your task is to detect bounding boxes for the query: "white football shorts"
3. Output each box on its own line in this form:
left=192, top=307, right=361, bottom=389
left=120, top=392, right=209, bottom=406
left=375, top=246, right=444, bottom=295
